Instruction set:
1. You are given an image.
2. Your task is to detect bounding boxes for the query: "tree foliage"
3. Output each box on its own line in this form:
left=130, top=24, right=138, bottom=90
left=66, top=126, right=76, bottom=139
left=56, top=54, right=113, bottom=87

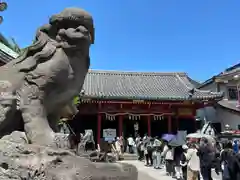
left=73, top=95, right=80, bottom=105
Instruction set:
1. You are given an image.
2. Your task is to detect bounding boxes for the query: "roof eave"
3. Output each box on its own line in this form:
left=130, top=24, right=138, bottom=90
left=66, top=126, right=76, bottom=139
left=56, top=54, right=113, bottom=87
left=0, top=42, right=19, bottom=58
left=218, top=103, right=240, bottom=113
left=79, top=94, right=223, bottom=102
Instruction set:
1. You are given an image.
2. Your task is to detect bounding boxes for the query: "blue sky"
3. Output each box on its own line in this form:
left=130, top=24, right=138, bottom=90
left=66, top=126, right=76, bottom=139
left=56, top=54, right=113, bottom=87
left=1, top=0, right=240, bottom=82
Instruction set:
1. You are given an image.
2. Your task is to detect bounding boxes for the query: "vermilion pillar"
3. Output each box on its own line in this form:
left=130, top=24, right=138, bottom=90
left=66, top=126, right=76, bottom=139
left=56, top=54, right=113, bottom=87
left=192, top=108, right=197, bottom=131
left=118, top=115, right=123, bottom=137
left=97, top=113, right=101, bottom=145
left=168, top=115, right=172, bottom=133
left=175, top=116, right=179, bottom=131
left=97, top=104, right=102, bottom=145
left=147, top=115, right=151, bottom=136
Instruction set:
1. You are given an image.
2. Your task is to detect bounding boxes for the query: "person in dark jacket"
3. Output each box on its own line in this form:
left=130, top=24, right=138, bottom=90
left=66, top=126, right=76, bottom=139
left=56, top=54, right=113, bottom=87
left=220, top=141, right=235, bottom=180
left=198, top=137, right=217, bottom=180
left=180, top=144, right=188, bottom=180
left=234, top=153, right=240, bottom=180
left=219, top=141, right=240, bottom=180
left=174, top=146, right=184, bottom=180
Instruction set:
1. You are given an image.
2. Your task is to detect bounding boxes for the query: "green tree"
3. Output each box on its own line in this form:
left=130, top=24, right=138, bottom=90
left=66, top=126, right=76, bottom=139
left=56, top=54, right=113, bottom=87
left=73, top=95, right=80, bottom=105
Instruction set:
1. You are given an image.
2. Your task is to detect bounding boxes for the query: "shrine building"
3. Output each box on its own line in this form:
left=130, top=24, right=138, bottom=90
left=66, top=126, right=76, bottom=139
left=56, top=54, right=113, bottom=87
left=0, top=39, right=19, bottom=66
left=72, top=70, right=223, bottom=144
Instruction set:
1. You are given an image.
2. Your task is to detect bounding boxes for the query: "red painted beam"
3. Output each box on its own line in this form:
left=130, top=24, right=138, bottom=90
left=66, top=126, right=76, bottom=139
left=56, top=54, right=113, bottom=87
left=147, top=115, right=151, bottom=136
left=119, top=115, right=123, bottom=137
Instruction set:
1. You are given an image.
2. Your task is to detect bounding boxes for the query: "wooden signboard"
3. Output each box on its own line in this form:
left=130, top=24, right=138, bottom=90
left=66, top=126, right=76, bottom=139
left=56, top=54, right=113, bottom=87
left=177, top=108, right=193, bottom=116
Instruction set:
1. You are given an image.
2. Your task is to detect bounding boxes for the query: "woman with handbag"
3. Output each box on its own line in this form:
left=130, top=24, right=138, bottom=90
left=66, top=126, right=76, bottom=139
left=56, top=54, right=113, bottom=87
left=186, top=144, right=200, bottom=180
left=162, top=144, right=174, bottom=176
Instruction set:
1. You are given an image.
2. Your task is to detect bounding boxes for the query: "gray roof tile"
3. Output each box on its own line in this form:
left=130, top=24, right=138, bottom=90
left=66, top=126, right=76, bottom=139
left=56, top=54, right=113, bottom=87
left=81, top=70, right=223, bottom=101
left=0, top=49, right=14, bottom=63
left=218, top=100, right=240, bottom=112
left=199, top=63, right=240, bottom=88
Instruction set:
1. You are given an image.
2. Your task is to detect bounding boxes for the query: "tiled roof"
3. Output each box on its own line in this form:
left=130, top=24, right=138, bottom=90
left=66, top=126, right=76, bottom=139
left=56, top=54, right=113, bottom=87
left=218, top=100, right=240, bottom=112
left=224, top=63, right=240, bottom=73
left=186, top=77, right=201, bottom=88
left=81, top=70, right=223, bottom=101
left=0, top=49, right=14, bottom=63
left=0, top=42, right=18, bottom=63
left=199, top=62, right=240, bottom=88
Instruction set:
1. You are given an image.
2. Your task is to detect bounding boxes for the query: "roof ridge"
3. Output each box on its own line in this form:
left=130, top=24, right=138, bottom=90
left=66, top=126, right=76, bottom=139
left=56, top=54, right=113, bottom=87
left=175, top=74, right=220, bottom=95
left=175, top=74, right=193, bottom=90
left=88, top=69, right=187, bottom=76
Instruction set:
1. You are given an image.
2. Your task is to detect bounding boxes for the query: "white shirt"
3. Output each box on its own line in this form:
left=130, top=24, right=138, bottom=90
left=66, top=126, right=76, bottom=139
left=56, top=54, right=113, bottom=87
left=186, top=148, right=200, bottom=171
left=115, top=141, right=122, bottom=152
left=127, top=137, right=135, bottom=146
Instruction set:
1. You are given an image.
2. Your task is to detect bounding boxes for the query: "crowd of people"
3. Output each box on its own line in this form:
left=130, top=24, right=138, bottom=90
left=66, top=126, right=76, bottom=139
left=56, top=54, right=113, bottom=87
left=114, top=134, right=240, bottom=180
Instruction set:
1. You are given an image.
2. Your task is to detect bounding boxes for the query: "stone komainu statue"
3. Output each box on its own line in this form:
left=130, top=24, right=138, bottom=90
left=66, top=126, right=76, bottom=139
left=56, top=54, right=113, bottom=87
left=80, top=130, right=95, bottom=151
left=0, top=7, right=94, bottom=146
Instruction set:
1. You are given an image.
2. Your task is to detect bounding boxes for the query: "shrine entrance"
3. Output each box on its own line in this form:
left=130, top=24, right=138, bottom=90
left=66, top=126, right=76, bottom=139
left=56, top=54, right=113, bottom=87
left=178, top=118, right=196, bottom=133
left=122, top=116, right=148, bottom=138
left=151, top=117, right=168, bottom=138
left=101, top=116, right=119, bottom=137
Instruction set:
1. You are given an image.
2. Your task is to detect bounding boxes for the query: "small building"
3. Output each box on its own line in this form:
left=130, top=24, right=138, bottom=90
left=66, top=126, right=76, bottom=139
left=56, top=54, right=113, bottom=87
left=198, top=63, right=240, bottom=132
left=0, top=41, right=18, bottom=65
left=71, top=70, right=222, bottom=144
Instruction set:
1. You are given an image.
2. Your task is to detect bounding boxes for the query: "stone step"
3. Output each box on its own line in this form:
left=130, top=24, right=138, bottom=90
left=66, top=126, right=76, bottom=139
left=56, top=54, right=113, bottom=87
left=123, top=153, right=138, bottom=160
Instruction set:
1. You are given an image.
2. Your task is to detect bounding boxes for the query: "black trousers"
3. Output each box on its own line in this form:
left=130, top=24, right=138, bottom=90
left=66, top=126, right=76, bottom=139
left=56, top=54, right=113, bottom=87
left=200, top=167, right=213, bottom=180
left=145, top=151, right=153, bottom=165
left=140, top=151, right=144, bottom=160
left=128, top=145, right=133, bottom=154
left=165, top=160, right=174, bottom=174
left=137, top=148, right=144, bottom=160
left=182, top=166, right=187, bottom=180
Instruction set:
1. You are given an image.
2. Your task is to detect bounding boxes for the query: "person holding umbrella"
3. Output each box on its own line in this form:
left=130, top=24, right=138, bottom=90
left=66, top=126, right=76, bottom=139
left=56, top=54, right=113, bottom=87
left=174, top=145, right=184, bottom=180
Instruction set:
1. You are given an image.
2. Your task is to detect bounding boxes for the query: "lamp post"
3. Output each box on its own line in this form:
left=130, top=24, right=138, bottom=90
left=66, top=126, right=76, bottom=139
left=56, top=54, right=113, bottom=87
left=233, top=74, right=240, bottom=107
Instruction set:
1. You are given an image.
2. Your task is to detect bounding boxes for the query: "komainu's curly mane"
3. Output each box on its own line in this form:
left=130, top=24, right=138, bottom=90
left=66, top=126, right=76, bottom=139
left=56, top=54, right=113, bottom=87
left=13, top=30, right=56, bottom=73
left=12, top=7, right=94, bottom=73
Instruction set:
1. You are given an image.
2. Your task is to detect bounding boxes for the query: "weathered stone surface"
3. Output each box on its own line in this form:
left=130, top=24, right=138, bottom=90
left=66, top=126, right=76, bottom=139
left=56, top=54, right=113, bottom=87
left=0, top=7, right=94, bottom=146
left=0, top=131, right=138, bottom=180
left=0, top=7, right=138, bottom=180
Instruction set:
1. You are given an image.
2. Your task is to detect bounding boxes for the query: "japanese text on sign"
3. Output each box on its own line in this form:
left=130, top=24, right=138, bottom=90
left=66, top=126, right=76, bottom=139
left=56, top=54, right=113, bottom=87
left=103, top=129, right=116, bottom=138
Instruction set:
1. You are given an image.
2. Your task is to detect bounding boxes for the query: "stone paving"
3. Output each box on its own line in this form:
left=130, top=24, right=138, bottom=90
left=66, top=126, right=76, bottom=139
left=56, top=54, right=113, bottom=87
left=120, top=160, right=222, bottom=180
